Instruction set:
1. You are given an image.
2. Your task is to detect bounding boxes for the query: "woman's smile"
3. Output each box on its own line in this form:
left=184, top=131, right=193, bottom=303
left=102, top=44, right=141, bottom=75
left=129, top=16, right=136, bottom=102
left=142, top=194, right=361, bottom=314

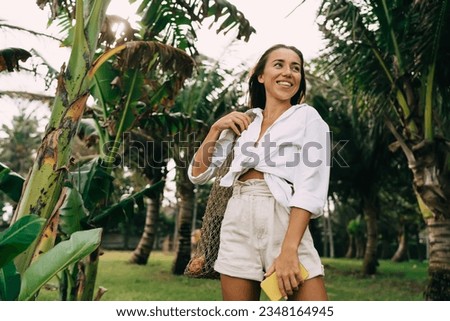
left=258, top=48, right=302, bottom=105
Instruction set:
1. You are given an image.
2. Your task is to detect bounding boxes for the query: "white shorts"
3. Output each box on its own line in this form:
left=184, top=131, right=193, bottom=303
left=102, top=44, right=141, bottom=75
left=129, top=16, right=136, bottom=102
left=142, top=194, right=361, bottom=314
left=214, top=179, right=324, bottom=282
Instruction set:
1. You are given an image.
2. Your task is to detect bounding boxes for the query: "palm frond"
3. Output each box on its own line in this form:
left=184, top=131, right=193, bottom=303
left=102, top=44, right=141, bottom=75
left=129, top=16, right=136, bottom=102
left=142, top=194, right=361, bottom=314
left=317, top=0, right=450, bottom=137
left=138, top=0, right=255, bottom=55
left=0, top=21, right=62, bottom=42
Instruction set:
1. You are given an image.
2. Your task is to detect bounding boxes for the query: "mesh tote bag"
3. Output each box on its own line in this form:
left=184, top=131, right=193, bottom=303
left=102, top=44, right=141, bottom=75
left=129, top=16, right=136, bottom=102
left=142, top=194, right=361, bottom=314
left=184, top=141, right=236, bottom=279
left=184, top=111, right=255, bottom=279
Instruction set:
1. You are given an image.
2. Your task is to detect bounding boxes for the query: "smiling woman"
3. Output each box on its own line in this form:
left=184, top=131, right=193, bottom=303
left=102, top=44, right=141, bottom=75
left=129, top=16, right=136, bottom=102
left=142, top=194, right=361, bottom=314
left=188, top=44, right=330, bottom=301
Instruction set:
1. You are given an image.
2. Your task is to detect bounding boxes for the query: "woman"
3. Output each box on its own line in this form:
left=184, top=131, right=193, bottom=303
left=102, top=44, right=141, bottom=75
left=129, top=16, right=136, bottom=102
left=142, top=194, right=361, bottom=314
left=188, top=44, right=330, bottom=301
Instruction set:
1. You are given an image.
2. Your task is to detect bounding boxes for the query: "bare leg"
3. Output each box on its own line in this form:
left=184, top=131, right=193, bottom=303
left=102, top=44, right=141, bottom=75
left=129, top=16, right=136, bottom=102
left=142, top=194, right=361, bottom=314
left=220, top=274, right=261, bottom=301
left=288, top=276, right=328, bottom=301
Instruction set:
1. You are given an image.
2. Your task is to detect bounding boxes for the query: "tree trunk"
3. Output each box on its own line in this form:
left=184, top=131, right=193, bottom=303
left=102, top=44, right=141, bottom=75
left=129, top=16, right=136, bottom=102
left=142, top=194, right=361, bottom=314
left=129, top=195, right=162, bottom=264
left=391, top=224, right=408, bottom=262
left=345, top=234, right=354, bottom=258
left=402, top=140, right=450, bottom=300
left=321, top=207, right=334, bottom=258
left=356, top=236, right=365, bottom=259
left=327, top=213, right=335, bottom=258
left=362, top=195, right=379, bottom=275
left=424, top=218, right=450, bottom=300
left=322, top=217, right=329, bottom=258
left=172, top=167, right=195, bottom=275
left=127, top=132, right=168, bottom=265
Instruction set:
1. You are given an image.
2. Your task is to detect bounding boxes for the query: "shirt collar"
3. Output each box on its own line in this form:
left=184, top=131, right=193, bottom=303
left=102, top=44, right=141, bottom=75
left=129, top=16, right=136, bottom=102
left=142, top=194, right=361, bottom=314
left=251, top=103, right=305, bottom=121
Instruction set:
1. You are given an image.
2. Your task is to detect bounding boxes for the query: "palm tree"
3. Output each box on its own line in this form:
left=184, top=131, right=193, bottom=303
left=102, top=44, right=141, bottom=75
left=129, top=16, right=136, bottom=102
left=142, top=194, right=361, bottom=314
left=307, top=68, right=385, bottom=273
left=317, top=0, right=450, bottom=299
left=127, top=131, right=169, bottom=264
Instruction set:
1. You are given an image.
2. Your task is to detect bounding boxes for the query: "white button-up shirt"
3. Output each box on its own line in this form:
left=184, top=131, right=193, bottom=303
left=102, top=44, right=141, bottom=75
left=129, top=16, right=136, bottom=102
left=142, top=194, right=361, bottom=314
left=188, top=103, right=330, bottom=218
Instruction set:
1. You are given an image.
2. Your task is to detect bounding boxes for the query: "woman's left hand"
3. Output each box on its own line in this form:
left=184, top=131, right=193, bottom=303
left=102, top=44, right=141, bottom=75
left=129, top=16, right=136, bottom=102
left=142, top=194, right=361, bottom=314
left=265, top=250, right=304, bottom=299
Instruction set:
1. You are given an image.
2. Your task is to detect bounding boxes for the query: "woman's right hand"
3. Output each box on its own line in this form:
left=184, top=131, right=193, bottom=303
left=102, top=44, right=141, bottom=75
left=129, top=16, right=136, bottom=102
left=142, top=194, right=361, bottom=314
left=191, top=111, right=252, bottom=178
left=211, top=111, right=253, bottom=136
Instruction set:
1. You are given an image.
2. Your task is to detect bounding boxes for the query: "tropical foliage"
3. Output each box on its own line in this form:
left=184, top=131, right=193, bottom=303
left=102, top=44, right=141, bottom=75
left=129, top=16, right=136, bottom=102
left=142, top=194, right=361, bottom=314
left=0, top=0, right=255, bottom=301
left=3, top=0, right=446, bottom=302
left=316, top=0, right=450, bottom=299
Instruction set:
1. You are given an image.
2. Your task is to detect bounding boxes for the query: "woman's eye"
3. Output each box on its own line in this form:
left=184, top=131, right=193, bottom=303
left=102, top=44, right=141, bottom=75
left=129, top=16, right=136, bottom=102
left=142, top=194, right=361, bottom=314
left=274, top=62, right=282, bottom=68
left=292, top=66, right=301, bottom=72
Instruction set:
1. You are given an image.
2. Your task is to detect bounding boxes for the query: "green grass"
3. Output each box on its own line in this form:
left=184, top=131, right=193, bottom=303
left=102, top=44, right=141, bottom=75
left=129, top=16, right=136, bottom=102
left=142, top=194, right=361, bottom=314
left=37, top=251, right=428, bottom=301
left=322, top=258, right=428, bottom=300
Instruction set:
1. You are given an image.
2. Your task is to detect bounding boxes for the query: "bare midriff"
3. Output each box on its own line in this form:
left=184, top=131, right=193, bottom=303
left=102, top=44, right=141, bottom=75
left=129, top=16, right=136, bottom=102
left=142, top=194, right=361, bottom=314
left=238, top=168, right=264, bottom=181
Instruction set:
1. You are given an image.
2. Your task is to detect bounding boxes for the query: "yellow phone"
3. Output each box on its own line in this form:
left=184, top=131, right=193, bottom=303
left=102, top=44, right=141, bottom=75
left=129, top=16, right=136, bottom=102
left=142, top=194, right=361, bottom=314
left=260, top=263, right=309, bottom=301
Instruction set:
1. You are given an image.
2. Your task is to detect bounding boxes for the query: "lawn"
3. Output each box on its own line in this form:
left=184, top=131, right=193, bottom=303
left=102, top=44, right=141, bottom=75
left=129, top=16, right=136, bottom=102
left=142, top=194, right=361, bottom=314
left=37, top=251, right=428, bottom=301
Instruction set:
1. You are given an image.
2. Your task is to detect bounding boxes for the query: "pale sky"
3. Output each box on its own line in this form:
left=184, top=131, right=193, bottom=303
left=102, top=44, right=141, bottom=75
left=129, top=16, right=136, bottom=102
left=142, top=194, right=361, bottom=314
left=0, top=0, right=324, bottom=127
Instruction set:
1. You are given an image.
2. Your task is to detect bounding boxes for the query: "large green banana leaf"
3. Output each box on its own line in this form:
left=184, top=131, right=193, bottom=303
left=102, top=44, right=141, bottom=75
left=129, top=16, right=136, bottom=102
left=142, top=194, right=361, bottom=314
left=0, top=216, right=45, bottom=301
left=19, top=228, right=102, bottom=301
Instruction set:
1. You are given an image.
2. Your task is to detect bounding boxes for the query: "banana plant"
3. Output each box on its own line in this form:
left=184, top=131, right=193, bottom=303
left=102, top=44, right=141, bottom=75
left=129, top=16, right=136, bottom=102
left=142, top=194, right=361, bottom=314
left=0, top=215, right=45, bottom=300
left=0, top=215, right=102, bottom=301
left=5, top=0, right=255, bottom=300
left=11, top=0, right=111, bottom=272
left=6, top=0, right=192, bottom=299
left=54, top=170, right=165, bottom=300
left=0, top=164, right=102, bottom=301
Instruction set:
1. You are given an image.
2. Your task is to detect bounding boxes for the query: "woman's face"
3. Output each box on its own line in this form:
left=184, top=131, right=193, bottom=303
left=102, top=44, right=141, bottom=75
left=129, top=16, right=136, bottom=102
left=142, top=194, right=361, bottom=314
left=257, top=48, right=302, bottom=105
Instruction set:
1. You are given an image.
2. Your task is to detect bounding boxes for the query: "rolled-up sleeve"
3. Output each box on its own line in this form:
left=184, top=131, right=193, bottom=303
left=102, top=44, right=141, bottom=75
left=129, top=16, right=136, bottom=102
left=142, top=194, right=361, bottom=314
left=188, top=129, right=235, bottom=185
left=288, top=118, right=330, bottom=218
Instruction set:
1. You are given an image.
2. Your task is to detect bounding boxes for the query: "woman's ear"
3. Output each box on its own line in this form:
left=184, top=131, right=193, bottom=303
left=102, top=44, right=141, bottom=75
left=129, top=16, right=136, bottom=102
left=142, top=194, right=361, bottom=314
left=258, top=74, right=264, bottom=83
